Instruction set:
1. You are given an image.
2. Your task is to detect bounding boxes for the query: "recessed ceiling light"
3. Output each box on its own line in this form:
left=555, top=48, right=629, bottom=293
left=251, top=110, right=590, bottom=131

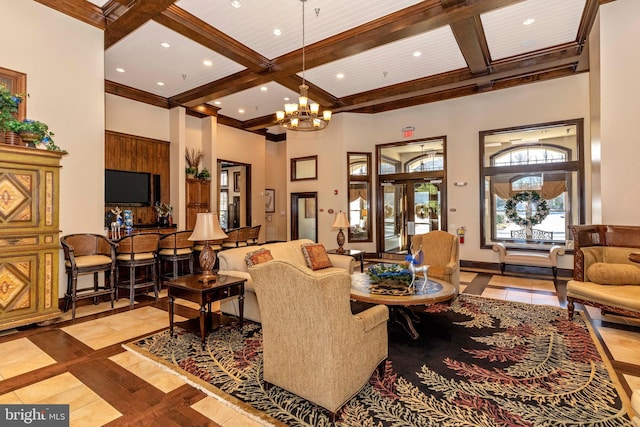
left=230, top=0, right=241, bottom=8
left=156, top=81, right=165, bottom=86
left=160, top=42, right=170, bottom=48
left=413, top=51, right=422, bottom=57
left=116, top=68, right=125, bottom=73
left=523, top=18, right=535, bottom=25
left=273, top=29, right=282, bottom=36
left=336, top=73, right=345, bottom=79
left=260, top=86, right=268, bottom=92
left=203, top=60, right=213, bottom=66
left=284, top=97, right=290, bottom=101
left=214, top=101, right=221, bottom=105
left=238, top=108, right=245, bottom=114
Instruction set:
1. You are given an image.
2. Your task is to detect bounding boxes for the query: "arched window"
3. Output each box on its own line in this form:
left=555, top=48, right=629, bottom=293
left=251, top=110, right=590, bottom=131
left=480, top=119, right=584, bottom=249
left=406, top=154, right=444, bottom=172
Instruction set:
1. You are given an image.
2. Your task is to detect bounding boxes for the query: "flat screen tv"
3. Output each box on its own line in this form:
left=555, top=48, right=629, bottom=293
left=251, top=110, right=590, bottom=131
left=105, top=169, right=151, bottom=206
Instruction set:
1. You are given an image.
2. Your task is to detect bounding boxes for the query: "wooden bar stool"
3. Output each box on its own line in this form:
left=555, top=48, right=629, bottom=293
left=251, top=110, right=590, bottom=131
left=115, top=233, right=160, bottom=307
left=61, top=233, right=117, bottom=319
left=158, top=231, right=194, bottom=284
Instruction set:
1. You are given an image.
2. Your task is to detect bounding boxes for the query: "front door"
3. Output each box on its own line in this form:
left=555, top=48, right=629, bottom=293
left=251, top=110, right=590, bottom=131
left=382, top=180, right=443, bottom=254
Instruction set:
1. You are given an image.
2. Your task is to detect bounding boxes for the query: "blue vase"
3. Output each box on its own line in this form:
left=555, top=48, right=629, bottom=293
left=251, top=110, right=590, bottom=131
left=124, top=209, right=133, bottom=231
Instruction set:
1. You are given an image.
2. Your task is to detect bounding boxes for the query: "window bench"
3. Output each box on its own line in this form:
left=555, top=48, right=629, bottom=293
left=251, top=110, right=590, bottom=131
left=492, top=242, right=566, bottom=283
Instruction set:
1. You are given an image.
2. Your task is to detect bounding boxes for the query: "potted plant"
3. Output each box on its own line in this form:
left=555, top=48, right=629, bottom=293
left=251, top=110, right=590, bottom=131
left=185, top=166, right=198, bottom=178
left=0, top=84, right=24, bottom=143
left=6, top=118, right=61, bottom=150
left=154, top=201, right=173, bottom=226
left=185, top=148, right=202, bottom=178
left=198, top=167, right=211, bottom=180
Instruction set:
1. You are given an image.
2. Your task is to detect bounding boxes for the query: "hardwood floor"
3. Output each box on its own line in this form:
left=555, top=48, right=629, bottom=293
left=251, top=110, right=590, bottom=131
left=0, top=269, right=638, bottom=426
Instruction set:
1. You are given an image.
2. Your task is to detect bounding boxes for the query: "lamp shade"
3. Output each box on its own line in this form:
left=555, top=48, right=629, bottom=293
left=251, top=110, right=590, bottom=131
left=332, top=211, right=350, bottom=229
left=188, top=213, right=228, bottom=241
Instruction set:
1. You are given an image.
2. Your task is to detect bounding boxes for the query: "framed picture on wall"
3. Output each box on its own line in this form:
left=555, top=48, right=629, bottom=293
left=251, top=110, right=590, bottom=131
left=233, top=172, right=241, bottom=192
left=0, top=66, right=27, bottom=143
left=265, top=188, right=275, bottom=213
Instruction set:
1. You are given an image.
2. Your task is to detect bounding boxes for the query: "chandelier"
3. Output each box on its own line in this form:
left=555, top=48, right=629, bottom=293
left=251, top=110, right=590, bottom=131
left=276, top=0, right=331, bottom=131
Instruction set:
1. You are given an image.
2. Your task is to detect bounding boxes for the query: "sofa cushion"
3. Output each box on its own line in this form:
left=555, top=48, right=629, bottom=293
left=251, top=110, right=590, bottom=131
left=301, top=243, right=332, bottom=271
left=245, top=248, right=273, bottom=267
left=586, top=262, right=640, bottom=285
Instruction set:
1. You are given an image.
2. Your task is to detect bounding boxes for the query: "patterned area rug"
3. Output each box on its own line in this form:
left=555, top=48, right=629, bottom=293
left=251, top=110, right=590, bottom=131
left=124, top=295, right=632, bottom=426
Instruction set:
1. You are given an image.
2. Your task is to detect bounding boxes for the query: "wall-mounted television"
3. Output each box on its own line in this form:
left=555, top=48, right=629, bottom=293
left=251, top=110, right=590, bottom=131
left=105, top=169, right=151, bottom=206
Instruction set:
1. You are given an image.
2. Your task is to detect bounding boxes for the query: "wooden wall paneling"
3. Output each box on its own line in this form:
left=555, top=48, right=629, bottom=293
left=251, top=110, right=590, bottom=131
left=104, top=131, right=170, bottom=226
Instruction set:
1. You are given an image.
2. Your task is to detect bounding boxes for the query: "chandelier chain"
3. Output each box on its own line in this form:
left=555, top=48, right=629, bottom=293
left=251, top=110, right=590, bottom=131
left=301, top=0, right=306, bottom=85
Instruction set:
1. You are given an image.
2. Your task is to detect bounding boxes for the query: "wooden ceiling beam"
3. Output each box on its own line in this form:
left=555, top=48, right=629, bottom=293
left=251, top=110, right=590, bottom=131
left=34, top=0, right=106, bottom=29
left=333, top=46, right=583, bottom=113
left=154, top=5, right=270, bottom=73
left=275, top=75, right=339, bottom=108
left=170, top=0, right=524, bottom=106
left=450, top=16, right=491, bottom=75
left=104, top=0, right=178, bottom=49
left=105, top=80, right=170, bottom=109
left=169, top=69, right=275, bottom=107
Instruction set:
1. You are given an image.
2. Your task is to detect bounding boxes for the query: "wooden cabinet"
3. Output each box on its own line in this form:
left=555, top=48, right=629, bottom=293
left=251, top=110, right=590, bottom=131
left=0, top=145, right=64, bottom=330
left=186, top=179, right=210, bottom=230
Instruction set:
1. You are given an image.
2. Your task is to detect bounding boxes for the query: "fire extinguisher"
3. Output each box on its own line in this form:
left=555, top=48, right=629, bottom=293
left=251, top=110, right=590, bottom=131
left=457, top=226, right=466, bottom=244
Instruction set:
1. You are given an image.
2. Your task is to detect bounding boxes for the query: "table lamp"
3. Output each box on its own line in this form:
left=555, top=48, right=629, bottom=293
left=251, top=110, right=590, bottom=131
left=188, top=213, right=228, bottom=282
left=331, top=211, right=351, bottom=254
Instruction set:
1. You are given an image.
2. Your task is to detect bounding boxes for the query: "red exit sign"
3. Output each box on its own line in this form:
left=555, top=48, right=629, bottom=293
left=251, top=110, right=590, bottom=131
left=402, top=126, right=415, bottom=138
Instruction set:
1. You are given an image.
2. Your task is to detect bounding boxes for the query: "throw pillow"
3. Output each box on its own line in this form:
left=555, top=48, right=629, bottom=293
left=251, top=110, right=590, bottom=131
left=301, top=243, right=332, bottom=271
left=245, top=248, right=273, bottom=267
left=586, top=262, right=640, bottom=285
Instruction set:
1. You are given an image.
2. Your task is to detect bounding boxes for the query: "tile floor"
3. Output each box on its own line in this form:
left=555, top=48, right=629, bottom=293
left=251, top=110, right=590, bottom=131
left=0, top=270, right=638, bottom=426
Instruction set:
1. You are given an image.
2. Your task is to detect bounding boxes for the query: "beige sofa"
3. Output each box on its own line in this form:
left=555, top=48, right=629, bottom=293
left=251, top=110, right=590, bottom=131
left=248, top=259, right=388, bottom=418
left=567, top=225, right=640, bottom=320
left=217, top=239, right=356, bottom=323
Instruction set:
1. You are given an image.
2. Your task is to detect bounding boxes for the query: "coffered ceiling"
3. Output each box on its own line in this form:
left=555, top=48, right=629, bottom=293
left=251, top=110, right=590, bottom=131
left=37, top=0, right=604, bottom=139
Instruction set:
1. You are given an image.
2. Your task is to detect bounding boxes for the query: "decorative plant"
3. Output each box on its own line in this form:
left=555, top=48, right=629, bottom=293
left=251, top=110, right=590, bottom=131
left=154, top=201, right=173, bottom=218
left=185, top=148, right=203, bottom=174
left=6, top=118, right=61, bottom=151
left=198, top=167, right=211, bottom=180
left=368, top=263, right=412, bottom=285
left=0, top=83, right=23, bottom=132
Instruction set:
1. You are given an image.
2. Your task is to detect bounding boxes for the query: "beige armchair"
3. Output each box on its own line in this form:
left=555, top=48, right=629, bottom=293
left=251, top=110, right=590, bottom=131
left=411, top=230, right=460, bottom=291
left=248, top=260, right=388, bottom=420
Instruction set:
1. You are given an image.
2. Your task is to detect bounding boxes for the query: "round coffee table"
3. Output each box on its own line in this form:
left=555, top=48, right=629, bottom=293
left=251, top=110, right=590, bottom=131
left=351, top=272, right=457, bottom=339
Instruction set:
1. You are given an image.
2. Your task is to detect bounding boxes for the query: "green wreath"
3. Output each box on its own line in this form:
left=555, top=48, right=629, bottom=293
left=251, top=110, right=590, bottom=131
left=504, top=191, right=549, bottom=227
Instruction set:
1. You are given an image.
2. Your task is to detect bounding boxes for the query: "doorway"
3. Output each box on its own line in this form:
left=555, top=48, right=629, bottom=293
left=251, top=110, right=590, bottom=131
left=381, top=180, right=443, bottom=254
left=217, top=160, right=251, bottom=230
left=376, top=137, right=447, bottom=256
left=291, top=192, right=317, bottom=242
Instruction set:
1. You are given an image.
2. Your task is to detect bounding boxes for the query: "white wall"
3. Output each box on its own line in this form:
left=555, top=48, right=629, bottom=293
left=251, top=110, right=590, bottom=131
left=106, top=94, right=169, bottom=140
left=599, top=0, right=640, bottom=224
left=288, top=74, right=590, bottom=269
left=2, top=1, right=105, bottom=297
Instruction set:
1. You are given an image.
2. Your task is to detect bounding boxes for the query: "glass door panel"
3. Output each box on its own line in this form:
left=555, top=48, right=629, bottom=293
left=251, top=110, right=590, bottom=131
left=414, top=182, right=441, bottom=235
left=382, top=180, right=443, bottom=255
left=383, top=183, right=407, bottom=253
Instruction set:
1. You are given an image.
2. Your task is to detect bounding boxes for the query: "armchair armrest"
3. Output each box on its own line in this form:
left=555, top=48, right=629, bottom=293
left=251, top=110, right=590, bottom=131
left=327, top=254, right=355, bottom=273
left=549, top=245, right=566, bottom=265
left=355, top=304, right=389, bottom=332
left=492, top=242, right=507, bottom=262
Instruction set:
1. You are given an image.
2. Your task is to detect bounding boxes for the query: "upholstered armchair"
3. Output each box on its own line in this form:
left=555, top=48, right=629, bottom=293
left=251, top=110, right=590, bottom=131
left=411, top=230, right=460, bottom=291
left=248, top=260, right=388, bottom=419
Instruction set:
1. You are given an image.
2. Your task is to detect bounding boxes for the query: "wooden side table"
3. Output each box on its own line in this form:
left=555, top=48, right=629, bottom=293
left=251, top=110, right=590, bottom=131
left=166, top=274, right=246, bottom=347
left=327, top=249, right=365, bottom=272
